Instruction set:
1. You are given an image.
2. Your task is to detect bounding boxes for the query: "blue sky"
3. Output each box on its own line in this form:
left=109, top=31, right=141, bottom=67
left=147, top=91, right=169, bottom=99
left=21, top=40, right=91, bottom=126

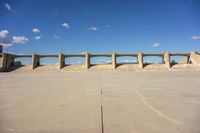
left=0, top=0, right=200, bottom=63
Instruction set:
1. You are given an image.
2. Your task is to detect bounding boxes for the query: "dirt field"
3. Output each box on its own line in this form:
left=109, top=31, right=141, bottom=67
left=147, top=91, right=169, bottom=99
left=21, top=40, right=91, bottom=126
left=0, top=71, right=200, bottom=133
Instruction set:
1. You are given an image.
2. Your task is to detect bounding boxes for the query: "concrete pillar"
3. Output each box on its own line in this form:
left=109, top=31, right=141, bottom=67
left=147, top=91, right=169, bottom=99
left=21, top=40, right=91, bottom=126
left=190, top=51, right=200, bottom=66
left=85, top=53, right=90, bottom=69
left=112, top=53, right=117, bottom=69
left=0, top=53, right=14, bottom=71
left=138, top=52, right=143, bottom=69
left=164, top=52, right=170, bottom=68
left=0, top=45, right=2, bottom=54
left=59, top=53, right=65, bottom=69
left=32, top=53, right=39, bottom=69
left=186, top=56, right=190, bottom=64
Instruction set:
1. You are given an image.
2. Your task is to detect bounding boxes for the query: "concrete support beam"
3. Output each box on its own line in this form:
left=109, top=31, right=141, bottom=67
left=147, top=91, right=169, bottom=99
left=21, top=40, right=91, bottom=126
left=164, top=52, right=170, bottom=68
left=186, top=56, right=190, bottom=64
left=32, top=54, right=40, bottom=69
left=138, top=52, right=143, bottom=69
left=85, top=53, right=90, bottom=69
left=59, top=53, right=65, bottom=69
left=112, top=53, right=117, bottom=69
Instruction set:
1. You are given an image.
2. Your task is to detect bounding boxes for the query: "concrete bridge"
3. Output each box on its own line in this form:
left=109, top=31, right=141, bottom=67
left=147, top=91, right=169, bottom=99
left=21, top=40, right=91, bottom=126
left=1, top=50, right=200, bottom=71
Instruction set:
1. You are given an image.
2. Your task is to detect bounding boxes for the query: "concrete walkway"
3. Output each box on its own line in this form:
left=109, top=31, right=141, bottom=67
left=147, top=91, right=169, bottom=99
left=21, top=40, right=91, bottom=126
left=0, top=71, right=200, bottom=133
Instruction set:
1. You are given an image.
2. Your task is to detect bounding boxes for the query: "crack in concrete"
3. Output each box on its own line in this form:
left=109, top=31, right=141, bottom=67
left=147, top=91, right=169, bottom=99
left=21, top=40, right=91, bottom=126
left=133, top=89, right=179, bottom=124
left=99, top=74, right=104, bottom=133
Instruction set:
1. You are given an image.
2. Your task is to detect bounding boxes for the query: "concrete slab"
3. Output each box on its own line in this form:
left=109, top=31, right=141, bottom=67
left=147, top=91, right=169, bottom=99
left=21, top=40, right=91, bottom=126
left=0, top=71, right=200, bottom=133
left=101, top=72, right=200, bottom=133
left=0, top=72, right=102, bottom=133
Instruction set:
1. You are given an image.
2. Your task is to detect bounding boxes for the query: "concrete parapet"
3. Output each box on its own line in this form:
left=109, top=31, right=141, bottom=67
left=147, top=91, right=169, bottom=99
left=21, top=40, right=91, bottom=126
left=32, top=54, right=40, bottom=69
left=59, top=53, right=65, bottom=69
left=116, top=53, right=138, bottom=57
left=38, top=54, right=58, bottom=58
left=64, top=54, right=85, bottom=57
left=85, top=53, right=90, bottom=69
left=143, top=53, right=163, bottom=57
left=164, top=52, right=170, bottom=68
left=90, top=54, right=111, bottom=57
left=138, top=52, right=143, bottom=69
left=112, top=53, right=117, bottom=69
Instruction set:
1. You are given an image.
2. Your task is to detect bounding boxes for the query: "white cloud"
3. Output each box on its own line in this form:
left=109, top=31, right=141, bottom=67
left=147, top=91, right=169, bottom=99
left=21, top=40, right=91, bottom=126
left=81, top=51, right=88, bottom=54
left=32, top=28, right=40, bottom=33
left=0, top=43, right=13, bottom=48
left=0, top=30, right=9, bottom=38
left=124, top=60, right=131, bottom=63
left=87, top=26, right=98, bottom=31
left=34, top=36, right=42, bottom=40
left=53, top=35, right=60, bottom=39
left=120, top=60, right=137, bottom=63
left=12, top=36, right=29, bottom=44
left=191, top=35, right=200, bottom=40
left=4, top=3, right=12, bottom=11
left=151, top=43, right=160, bottom=48
left=62, top=23, right=70, bottom=29
left=0, top=30, right=13, bottom=47
left=94, top=60, right=111, bottom=64
left=0, top=30, right=29, bottom=47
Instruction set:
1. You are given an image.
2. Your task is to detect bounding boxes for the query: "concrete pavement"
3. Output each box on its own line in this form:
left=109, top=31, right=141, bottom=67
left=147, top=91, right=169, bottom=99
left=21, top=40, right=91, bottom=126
left=0, top=71, right=200, bottom=133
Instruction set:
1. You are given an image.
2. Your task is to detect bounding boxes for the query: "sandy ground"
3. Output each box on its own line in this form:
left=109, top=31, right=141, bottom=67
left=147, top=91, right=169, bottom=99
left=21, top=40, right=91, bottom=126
left=0, top=71, right=200, bottom=133
left=9, top=64, right=200, bottom=72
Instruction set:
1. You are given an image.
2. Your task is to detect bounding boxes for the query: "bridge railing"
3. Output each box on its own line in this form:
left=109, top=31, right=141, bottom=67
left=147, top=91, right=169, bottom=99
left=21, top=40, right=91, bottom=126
left=1, top=52, right=198, bottom=70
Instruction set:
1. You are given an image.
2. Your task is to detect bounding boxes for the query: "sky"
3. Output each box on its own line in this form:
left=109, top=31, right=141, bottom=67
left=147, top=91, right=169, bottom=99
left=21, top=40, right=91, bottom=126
left=0, top=0, right=200, bottom=64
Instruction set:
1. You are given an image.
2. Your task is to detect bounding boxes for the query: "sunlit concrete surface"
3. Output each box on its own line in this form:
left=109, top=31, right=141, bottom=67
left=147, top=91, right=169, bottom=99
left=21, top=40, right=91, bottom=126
left=0, top=71, right=200, bottom=133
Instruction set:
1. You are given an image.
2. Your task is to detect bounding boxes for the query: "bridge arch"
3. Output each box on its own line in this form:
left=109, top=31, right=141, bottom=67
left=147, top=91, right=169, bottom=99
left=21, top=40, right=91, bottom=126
left=143, top=54, right=164, bottom=67
left=90, top=54, right=112, bottom=65
left=169, top=53, right=191, bottom=66
left=116, top=54, right=138, bottom=66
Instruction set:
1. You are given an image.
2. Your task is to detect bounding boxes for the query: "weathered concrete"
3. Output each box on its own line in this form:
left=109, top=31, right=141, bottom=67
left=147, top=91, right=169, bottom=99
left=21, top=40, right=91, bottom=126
left=0, top=54, right=5, bottom=71
left=138, top=52, right=143, bottom=69
left=1, top=52, right=200, bottom=71
left=85, top=53, right=90, bottom=69
left=116, top=53, right=138, bottom=57
left=178, top=57, right=189, bottom=64
left=32, top=54, right=40, bottom=69
left=190, top=52, right=200, bottom=66
left=112, top=53, right=116, bottom=69
left=1, top=71, right=200, bottom=133
left=59, top=53, right=65, bottom=69
left=164, top=52, right=170, bottom=68
left=0, top=45, right=2, bottom=54
left=0, top=53, right=14, bottom=71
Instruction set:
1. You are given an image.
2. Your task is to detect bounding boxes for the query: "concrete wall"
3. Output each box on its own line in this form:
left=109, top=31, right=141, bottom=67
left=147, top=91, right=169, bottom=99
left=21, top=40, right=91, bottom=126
left=0, top=53, right=14, bottom=72
left=0, top=52, right=200, bottom=71
left=0, top=45, right=2, bottom=54
left=190, top=52, right=200, bottom=66
left=0, top=55, right=3, bottom=71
